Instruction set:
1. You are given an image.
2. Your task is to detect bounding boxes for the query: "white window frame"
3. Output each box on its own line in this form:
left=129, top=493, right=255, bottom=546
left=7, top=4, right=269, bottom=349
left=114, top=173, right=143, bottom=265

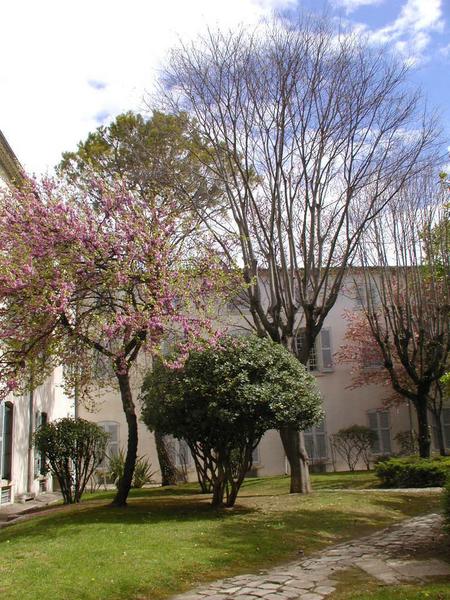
left=295, top=328, right=333, bottom=372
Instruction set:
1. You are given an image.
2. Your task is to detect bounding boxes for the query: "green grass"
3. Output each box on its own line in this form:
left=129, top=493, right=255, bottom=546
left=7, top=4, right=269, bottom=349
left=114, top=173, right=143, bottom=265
left=0, top=472, right=442, bottom=600
left=333, top=568, right=450, bottom=599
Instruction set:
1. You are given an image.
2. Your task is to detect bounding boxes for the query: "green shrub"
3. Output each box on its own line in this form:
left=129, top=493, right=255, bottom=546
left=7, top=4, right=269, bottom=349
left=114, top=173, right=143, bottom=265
left=331, top=425, right=378, bottom=471
left=34, top=418, right=108, bottom=504
left=375, top=456, right=450, bottom=488
left=141, top=335, right=323, bottom=507
left=132, top=456, right=155, bottom=488
left=107, top=450, right=154, bottom=489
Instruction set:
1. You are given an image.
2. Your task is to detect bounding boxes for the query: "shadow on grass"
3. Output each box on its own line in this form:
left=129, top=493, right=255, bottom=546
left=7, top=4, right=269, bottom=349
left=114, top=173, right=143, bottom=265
left=0, top=490, right=438, bottom=552
left=0, top=489, right=443, bottom=600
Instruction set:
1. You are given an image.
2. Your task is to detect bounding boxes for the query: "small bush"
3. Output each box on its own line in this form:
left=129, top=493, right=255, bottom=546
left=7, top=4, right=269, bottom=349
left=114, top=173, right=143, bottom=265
left=34, top=418, right=108, bottom=504
left=332, top=425, right=378, bottom=471
left=107, top=450, right=154, bottom=489
left=132, top=456, right=155, bottom=488
left=375, top=456, right=450, bottom=488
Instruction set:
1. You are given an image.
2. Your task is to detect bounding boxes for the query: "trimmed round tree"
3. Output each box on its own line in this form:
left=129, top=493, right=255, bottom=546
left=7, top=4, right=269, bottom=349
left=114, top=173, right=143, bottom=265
left=34, top=418, right=108, bottom=504
left=141, top=336, right=323, bottom=507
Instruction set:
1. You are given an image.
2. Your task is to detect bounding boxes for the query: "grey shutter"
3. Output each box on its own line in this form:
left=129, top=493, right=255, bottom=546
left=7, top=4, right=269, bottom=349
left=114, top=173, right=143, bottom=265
left=34, top=411, right=41, bottom=476
left=2, top=404, right=13, bottom=480
left=443, top=408, right=450, bottom=449
left=368, top=412, right=380, bottom=453
left=320, top=329, right=333, bottom=371
left=252, top=444, right=260, bottom=464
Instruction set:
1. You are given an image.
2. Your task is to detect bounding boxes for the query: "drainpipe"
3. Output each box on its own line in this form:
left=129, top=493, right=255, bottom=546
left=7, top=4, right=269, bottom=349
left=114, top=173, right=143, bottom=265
left=26, top=384, right=34, bottom=494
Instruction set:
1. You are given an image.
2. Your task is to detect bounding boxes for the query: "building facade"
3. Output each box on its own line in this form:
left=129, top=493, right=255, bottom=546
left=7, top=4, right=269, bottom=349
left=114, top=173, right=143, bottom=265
left=78, top=278, right=450, bottom=482
left=0, top=130, right=448, bottom=503
left=0, top=132, right=74, bottom=505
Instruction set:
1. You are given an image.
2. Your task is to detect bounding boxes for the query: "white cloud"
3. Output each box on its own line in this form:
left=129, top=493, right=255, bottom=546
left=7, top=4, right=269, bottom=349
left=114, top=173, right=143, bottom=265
left=439, top=42, right=450, bottom=58
left=332, top=0, right=385, bottom=15
left=369, top=0, right=443, bottom=64
left=0, top=0, right=294, bottom=175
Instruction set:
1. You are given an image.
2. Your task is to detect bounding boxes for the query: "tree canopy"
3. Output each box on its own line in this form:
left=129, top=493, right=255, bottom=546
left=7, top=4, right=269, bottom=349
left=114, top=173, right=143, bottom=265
left=0, top=177, right=222, bottom=505
left=141, top=335, right=322, bottom=506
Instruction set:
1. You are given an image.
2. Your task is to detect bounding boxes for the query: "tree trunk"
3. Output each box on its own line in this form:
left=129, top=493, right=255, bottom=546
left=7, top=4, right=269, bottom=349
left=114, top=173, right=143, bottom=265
left=279, top=426, right=311, bottom=494
left=154, top=430, right=178, bottom=486
left=211, top=469, right=226, bottom=508
left=112, top=373, right=138, bottom=507
left=415, top=395, right=431, bottom=459
left=431, top=410, right=447, bottom=456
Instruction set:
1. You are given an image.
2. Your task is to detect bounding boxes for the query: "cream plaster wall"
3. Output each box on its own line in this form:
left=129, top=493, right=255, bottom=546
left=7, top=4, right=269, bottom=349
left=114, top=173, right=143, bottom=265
left=1, top=366, right=74, bottom=504
left=78, top=274, right=426, bottom=481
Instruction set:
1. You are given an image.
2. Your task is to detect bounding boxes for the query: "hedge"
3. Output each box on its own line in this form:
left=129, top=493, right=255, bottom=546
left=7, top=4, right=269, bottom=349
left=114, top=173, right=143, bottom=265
left=374, top=456, right=450, bottom=488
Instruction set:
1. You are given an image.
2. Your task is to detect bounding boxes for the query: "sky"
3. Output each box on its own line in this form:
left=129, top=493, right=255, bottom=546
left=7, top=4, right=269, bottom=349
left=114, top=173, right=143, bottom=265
left=0, top=0, right=449, bottom=175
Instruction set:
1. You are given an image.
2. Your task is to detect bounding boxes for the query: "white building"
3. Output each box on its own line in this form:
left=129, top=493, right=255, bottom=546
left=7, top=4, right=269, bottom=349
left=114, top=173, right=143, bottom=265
left=0, top=131, right=74, bottom=505
left=79, top=279, right=450, bottom=480
left=0, top=130, right=448, bottom=503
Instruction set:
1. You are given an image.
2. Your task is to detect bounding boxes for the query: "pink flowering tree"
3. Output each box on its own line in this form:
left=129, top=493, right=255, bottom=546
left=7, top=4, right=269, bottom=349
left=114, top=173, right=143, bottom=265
left=0, top=177, right=223, bottom=506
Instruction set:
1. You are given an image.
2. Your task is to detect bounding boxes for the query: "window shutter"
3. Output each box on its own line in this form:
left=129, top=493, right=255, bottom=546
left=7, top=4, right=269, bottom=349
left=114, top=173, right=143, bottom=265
left=320, top=329, right=333, bottom=371
left=304, top=421, right=327, bottom=460
left=177, top=439, right=191, bottom=467
left=2, top=404, right=13, bottom=480
left=252, top=444, right=260, bottom=464
left=98, top=421, right=120, bottom=468
left=443, top=408, right=450, bottom=449
left=368, top=410, right=391, bottom=454
left=34, top=411, right=41, bottom=477
left=368, top=412, right=380, bottom=453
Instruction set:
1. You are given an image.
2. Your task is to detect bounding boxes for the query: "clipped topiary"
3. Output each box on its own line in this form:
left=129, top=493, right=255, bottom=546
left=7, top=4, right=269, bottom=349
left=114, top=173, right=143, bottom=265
left=141, top=335, right=323, bottom=507
left=34, top=418, right=108, bottom=504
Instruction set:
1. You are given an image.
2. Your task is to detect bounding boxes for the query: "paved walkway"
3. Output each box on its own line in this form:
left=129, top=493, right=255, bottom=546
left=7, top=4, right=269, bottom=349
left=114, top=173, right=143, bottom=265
left=0, top=492, right=61, bottom=528
left=171, top=514, right=450, bottom=600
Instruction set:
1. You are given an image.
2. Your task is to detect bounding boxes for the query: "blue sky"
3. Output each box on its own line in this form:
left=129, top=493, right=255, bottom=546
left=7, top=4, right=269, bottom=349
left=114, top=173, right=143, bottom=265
left=0, top=0, right=448, bottom=174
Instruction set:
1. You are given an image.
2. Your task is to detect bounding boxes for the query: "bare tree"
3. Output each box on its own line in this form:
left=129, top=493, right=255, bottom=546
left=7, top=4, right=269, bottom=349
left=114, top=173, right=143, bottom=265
left=356, top=173, right=449, bottom=458
left=157, top=15, right=439, bottom=492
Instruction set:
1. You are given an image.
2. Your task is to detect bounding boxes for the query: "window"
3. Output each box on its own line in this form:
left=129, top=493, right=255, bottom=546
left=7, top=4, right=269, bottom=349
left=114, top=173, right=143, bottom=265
left=98, top=421, right=119, bottom=467
left=0, top=402, right=13, bottom=481
left=295, top=331, right=317, bottom=371
left=433, top=408, right=450, bottom=450
left=443, top=408, right=450, bottom=449
left=34, top=411, right=48, bottom=477
left=252, top=444, right=260, bottom=465
left=304, top=421, right=327, bottom=461
left=164, top=436, right=193, bottom=468
left=353, top=281, right=378, bottom=309
left=295, top=329, right=333, bottom=372
left=368, top=410, right=391, bottom=454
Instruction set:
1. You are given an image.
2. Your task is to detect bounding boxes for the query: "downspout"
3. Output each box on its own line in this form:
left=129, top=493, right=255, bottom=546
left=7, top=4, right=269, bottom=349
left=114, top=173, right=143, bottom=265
left=27, top=383, right=34, bottom=494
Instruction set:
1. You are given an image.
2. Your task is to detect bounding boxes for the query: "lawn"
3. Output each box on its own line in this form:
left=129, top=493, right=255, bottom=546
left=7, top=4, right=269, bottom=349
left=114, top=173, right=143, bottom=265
left=332, top=568, right=450, bottom=599
left=0, top=472, right=442, bottom=600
